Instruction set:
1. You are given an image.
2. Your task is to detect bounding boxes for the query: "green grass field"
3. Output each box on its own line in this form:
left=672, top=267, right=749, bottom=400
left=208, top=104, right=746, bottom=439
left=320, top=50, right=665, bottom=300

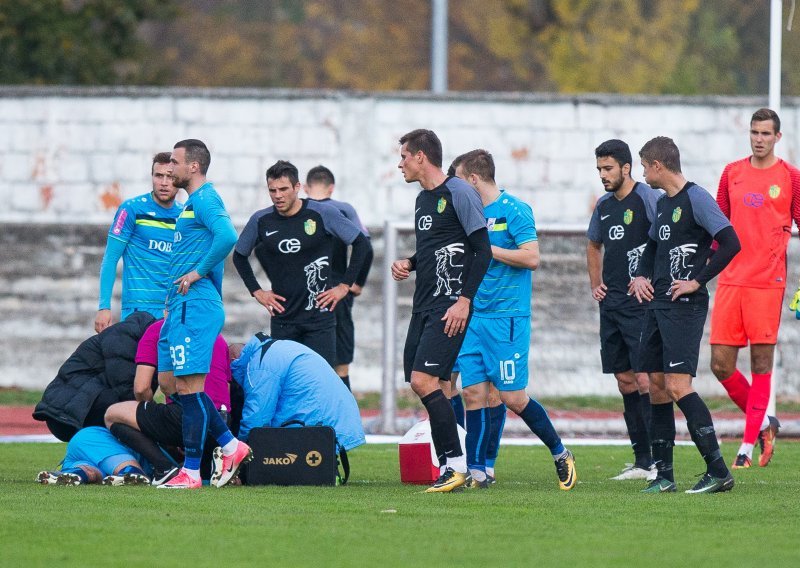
left=1, top=442, right=798, bottom=567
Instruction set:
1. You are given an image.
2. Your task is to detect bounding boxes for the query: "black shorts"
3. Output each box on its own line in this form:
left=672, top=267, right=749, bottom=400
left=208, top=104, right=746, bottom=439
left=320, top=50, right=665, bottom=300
left=271, top=319, right=336, bottom=367
left=136, top=401, right=183, bottom=447
left=599, top=307, right=647, bottom=374
left=638, top=305, right=708, bottom=377
left=333, top=293, right=355, bottom=366
left=403, top=307, right=470, bottom=382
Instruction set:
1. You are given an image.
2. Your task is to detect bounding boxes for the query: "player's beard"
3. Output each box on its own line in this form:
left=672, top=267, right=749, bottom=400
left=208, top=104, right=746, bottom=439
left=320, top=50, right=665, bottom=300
left=604, top=175, right=624, bottom=192
left=172, top=174, right=190, bottom=190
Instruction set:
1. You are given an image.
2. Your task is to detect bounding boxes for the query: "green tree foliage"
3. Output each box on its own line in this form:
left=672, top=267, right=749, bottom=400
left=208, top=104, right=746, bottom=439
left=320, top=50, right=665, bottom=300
left=1, top=0, right=798, bottom=96
left=0, top=0, right=173, bottom=85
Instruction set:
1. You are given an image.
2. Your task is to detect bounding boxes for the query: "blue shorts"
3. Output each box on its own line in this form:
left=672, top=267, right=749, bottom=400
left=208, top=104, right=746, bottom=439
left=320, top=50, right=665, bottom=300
left=158, top=299, right=224, bottom=376
left=62, top=427, right=140, bottom=475
left=457, top=316, right=530, bottom=391
left=121, top=305, right=166, bottom=322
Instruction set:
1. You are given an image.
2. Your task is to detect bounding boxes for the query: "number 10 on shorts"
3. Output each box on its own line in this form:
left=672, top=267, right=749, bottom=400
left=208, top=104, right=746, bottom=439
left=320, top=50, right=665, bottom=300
left=500, top=360, right=516, bottom=384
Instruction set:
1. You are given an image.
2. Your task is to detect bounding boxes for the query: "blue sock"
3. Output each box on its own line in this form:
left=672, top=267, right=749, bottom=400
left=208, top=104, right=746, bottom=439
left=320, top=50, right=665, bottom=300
left=450, top=394, right=466, bottom=429
left=180, top=393, right=209, bottom=471
left=198, top=392, right=234, bottom=447
left=486, top=403, right=507, bottom=468
left=62, top=467, right=89, bottom=483
left=465, top=408, right=490, bottom=472
left=518, top=398, right=564, bottom=456
left=118, top=465, right=147, bottom=476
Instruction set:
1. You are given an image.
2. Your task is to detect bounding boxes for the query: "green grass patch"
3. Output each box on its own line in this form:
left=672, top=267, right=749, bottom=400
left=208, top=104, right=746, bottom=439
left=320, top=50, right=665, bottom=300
left=0, top=388, right=43, bottom=406
left=2, top=442, right=798, bottom=567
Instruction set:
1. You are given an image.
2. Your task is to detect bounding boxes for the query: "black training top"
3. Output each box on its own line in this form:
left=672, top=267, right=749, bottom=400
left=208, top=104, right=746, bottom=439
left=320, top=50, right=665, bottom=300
left=587, top=182, right=660, bottom=311
left=235, top=198, right=363, bottom=324
left=309, top=197, right=372, bottom=287
left=647, top=183, right=731, bottom=307
left=412, top=176, right=486, bottom=313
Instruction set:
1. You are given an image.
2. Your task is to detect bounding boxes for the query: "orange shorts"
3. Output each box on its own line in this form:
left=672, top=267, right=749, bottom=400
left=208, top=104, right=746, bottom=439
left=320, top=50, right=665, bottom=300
left=710, top=285, right=785, bottom=346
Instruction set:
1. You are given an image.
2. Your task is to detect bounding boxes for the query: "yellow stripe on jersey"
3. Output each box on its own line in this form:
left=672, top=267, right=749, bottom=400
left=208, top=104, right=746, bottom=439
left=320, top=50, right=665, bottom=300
left=179, top=210, right=195, bottom=219
left=135, top=219, right=176, bottom=229
left=491, top=222, right=507, bottom=231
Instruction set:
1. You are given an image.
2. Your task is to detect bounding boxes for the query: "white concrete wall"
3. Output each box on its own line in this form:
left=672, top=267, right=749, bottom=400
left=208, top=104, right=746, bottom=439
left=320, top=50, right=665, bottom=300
left=3, top=87, right=800, bottom=397
left=2, top=87, right=794, bottom=227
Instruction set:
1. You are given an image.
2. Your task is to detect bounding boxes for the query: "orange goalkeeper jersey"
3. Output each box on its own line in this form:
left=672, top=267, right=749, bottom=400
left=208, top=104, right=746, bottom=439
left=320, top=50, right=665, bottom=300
left=716, top=157, right=800, bottom=288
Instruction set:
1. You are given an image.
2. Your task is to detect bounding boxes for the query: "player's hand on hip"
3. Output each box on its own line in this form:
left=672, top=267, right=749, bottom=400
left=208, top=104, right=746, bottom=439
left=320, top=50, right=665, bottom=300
left=95, top=309, right=113, bottom=334
left=591, top=283, right=607, bottom=302
left=630, top=276, right=653, bottom=303
left=349, top=283, right=363, bottom=297
left=174, top=270, right=201, bottom=295
left=254, top=289, right=286, bottom=316
left=391, top=259, right=412, bottom=281
left=671, top=279, right=700, bottom=300
left=316, top=283, right=349, bottom=312
left=441, top=297, right=471, bottom=337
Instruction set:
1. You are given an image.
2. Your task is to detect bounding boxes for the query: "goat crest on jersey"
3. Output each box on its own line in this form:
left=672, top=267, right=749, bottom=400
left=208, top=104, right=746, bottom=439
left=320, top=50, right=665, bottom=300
left=412, top=177, right=486, bottom=313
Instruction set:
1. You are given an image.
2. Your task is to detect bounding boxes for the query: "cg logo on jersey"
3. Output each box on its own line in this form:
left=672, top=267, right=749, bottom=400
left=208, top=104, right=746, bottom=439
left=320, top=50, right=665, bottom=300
left=608, top=225, right=625, bottom=240
left=659, top=225, right=671, bottom=241
left=743, top=192, right=764, bottom=208
left=278, top=238, right=301, bottom=253
left=418, top=215, right=433, bottom=231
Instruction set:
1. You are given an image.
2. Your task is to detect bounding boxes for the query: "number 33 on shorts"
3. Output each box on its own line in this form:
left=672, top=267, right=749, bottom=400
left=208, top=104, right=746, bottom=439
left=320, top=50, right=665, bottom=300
left=169, top=345, right=186, bottom=368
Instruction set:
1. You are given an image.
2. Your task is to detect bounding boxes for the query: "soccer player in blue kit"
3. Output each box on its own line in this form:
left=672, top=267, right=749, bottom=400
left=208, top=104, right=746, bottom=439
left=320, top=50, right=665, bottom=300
left=95, top=152, right=183, bottom=333
left=452, top=150, right=576, bottom=490
left=631, top=137, right=741, bottom=494
left=157, top=139, right=251, bottom=489
left=37, top=426, right=151, bottom=486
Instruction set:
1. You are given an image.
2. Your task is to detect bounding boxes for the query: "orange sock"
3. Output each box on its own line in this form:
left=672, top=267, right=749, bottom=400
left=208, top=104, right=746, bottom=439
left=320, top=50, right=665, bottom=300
left=743, top=372, right=771, bottom=445
left=720, top=369, right=749, bottom=413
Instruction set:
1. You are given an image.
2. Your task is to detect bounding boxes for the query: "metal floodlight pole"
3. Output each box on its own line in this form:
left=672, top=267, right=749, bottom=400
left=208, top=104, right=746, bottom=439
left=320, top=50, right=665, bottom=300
left=769, top=0, right=783, bottom=116
left=431, top=0, right=448, bottom=93
left=768, top=0, right=783, bottom=416
left=380, top=221, right=398, bottom=434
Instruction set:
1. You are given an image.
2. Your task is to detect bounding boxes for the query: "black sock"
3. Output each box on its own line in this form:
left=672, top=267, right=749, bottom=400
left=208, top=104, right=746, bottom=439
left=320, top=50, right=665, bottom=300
left=622, top=392, right=651, bottom=467
left=650, top=402, right=675, bottom=482
left=421, top=389, right=463, bottom=464
left=640, top=392, right=652, bottom=441
left=676, top=392, right=728, bottom=478
left=110, top=423, right=176, bottom=474
left=340, top=375, right=351, bottom=391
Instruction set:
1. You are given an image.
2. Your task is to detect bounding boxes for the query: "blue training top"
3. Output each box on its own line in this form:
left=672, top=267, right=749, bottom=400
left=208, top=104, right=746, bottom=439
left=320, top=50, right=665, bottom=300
left=166, top=182, right=237, bottom=307
left=99, top=192, right=183, bottom=312
left=230, top=335, right=366, bottom=451
left=473, top=190, right=537, bottom=317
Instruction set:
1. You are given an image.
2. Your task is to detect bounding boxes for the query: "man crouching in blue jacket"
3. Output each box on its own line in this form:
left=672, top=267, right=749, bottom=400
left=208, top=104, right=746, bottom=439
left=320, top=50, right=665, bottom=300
left=229, top=333, right=366, bottom=452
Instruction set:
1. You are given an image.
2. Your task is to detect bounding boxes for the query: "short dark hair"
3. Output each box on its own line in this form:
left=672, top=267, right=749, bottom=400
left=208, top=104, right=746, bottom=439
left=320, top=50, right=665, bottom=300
left=152, top=152, right=172, bottom=174
left=266, top=160, right=300, bottom=186
left=639, top=136, right=682, bottom=173
left=751, top=107, right=781, bottom=133
left=452, top=149, right=495, bottom=182
left=399, top=129, right=443, bottom=168
left=595, top=139, right=632, bottom=169
left=306, top=165, right=335, bottom=186
left=173, top=139, right=211, bottom=174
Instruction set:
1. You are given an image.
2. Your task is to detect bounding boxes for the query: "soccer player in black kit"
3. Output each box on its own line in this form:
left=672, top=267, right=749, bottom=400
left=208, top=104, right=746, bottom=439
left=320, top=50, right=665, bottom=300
left=631, top=137, right=741, bottom=494
left=391, top=129, right=491, bottom=492
left=233, top=161, right=371, bottom=367
left=304, top=165, right=374, bottom=390
left=587, top=139, right=660, bottom=481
